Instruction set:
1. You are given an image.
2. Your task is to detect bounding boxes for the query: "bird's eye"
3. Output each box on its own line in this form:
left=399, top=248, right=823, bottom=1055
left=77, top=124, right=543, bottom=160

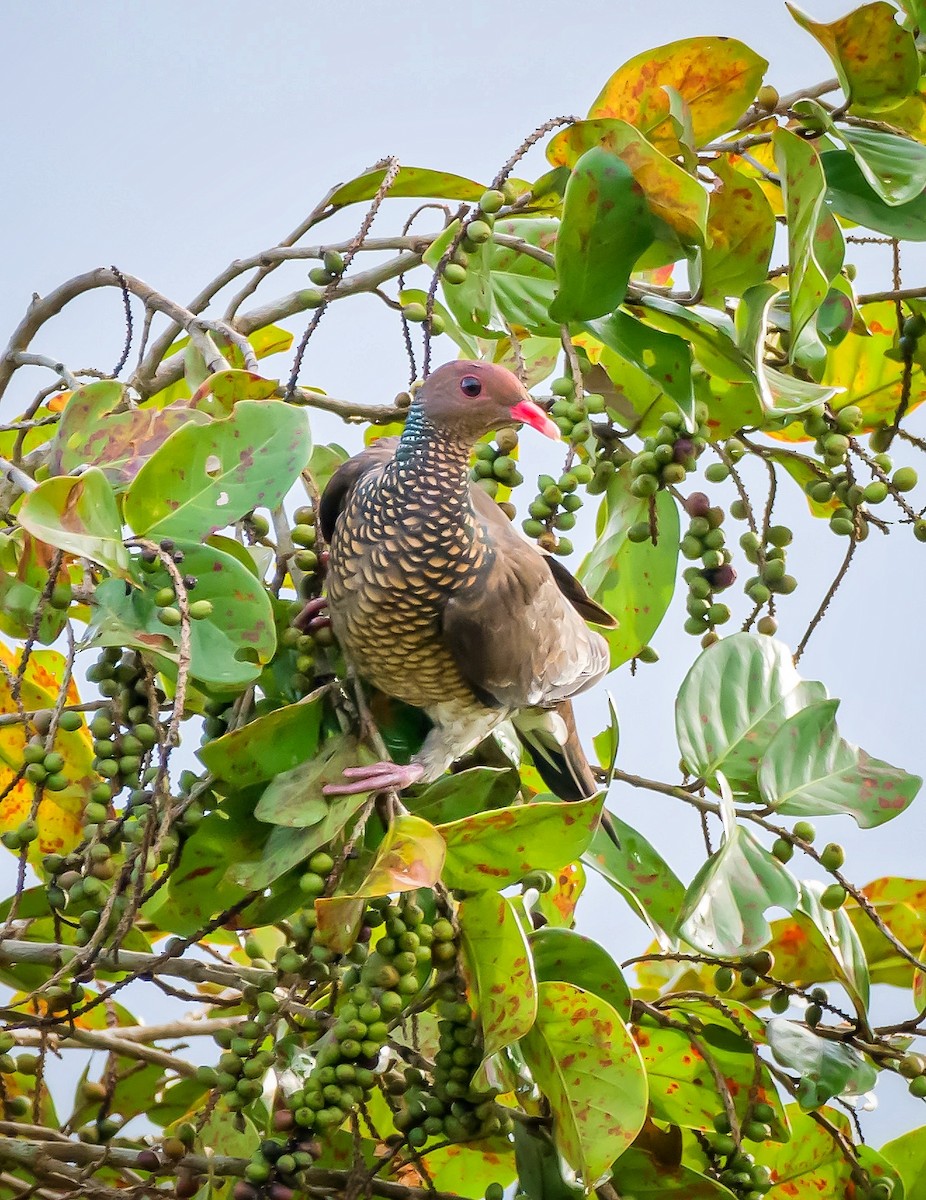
left=460, top=375, right=482, bottom=397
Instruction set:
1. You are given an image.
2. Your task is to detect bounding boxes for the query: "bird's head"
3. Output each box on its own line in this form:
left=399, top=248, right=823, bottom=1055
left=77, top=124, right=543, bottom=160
left=415, top=360, right=560, bottom=442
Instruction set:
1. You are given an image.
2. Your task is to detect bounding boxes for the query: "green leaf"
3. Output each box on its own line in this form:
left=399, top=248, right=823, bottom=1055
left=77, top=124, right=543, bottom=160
left=254, top=736, right=377, bottom=826
left=549, top=148, right=656, bottom=323
left=577, top=466, right=679, bottom=670
left=611, top=1148, right=737, bottom=1199
left=823, top=150, right=926, bottom=240
left=428, top=219, right=496, bottom=337
left=438, top=795, right=604, bottom=892
left=197, top=698, right=324, bottom=786
left=423, top=1136, right=517, bottom=1198
left=799, top=880, right=871, bottom=1014
left=634, top=1013, right=785, bottom=1134
left=304, top=442, right=349, bottom=495
left=753, top=1106, right=856, bottom=1195
left=408, top=766, right=521, bottom=826
left=459, top=892, right=538, bottom=1070
left=773, top=127, right=836, bottom=347
left=530, top=926, right=631, bottom=1020
left=795, top=96, right=926, bottom=206
left=838, top=126, right=926, bottom=207
left=18, top=468, right=130, bottom=577
left=124, top=400, right=311, bottom=540
left=637, top=294, right=754, bottom=384
left=230, top=788, right=372, bottom=890
left=329, top=164, right=486, bottom=207
left=587, top=38, right=768, bottom=152
left=678, top=779, right=800, bottom=956
left=787, top=2, right=919, bottom=110
left=587, top=310, right=694, bottom=424
left=759, top=698, right=921, bottom=827
left=489, top=219, right=560, bottom=337
left=86, top=540, right=276, bottom=687
left=520, top=981, right=647, bottom=1184
left=676, top=632, right=827, bottom=794
left=699, top=159, right=776, bottom=305
left=881, top=1127, right=926, bottom=1199
left=514, top=1125, right=585, bottom=1200
left=583, top=814, right=686, bottom=945
left=144, top=794, right=263, bottom=935
left=766, top=1019, right=877, bottom=1108
left=546, top=118, right=708, bottom=244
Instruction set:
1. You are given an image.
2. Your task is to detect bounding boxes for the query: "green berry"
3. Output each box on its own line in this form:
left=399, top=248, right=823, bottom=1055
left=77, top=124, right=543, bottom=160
left=189, top=600, right=214, bottom=620
left=158, top=606, right=182, bottom=627
left=909, top=1075, right=926, bottom=1097
left=772, top=838, right=794, bottom=862
left=820, top=883, right=847, bottom=910
left=820, top=842, right=845, bottom=871
left=714, top=966, right=734, bottom=992
left=893, top=466, right=918, bottom=492
left=154, top=587, right=176, bottom=607
left=793, top=821, right=815, bottom=843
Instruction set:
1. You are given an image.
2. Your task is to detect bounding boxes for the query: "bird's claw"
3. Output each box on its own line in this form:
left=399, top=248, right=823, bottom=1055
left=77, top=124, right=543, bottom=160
left=322, top=761, right=425, bottom=796
left=294, top=595, right=330, bottom=633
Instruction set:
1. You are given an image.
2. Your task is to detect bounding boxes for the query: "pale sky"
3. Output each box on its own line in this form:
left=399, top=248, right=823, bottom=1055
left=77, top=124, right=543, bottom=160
left=2, top=0, right=925, bottom=1143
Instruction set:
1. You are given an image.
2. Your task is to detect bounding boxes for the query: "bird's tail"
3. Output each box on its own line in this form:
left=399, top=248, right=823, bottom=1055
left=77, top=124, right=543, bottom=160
left=513, top=701, right=621, bottom=849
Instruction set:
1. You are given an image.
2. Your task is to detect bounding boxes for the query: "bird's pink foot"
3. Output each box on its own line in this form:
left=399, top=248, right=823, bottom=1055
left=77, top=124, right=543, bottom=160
left=322, top=761, right=425, bottom=796
left=294, top=595, right=330, bottom=633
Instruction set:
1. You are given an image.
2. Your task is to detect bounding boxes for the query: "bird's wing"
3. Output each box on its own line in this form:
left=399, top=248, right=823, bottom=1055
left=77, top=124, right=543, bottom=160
left=441, top=488, right=612, bottom=709
left=318, top=438, right=399, bottom=543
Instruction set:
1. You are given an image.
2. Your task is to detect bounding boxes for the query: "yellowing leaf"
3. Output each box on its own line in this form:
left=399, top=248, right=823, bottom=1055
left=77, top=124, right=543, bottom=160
left=0, top=646, right=93, bottom=866
left=547, top=119, right=708, bottom=243
left=588, top=38, right=768, bottom=153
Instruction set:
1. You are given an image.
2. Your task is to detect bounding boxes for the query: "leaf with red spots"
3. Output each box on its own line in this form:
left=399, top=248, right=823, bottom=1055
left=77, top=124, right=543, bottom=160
left=759, top=698, right=921, bottom=828
left=19, top=467, right=130, bottom=578
left=751, top=1105, right=855, bottom=1195
left=190, top=369, right=279, bottom=415
left=583, top=813, right=685, bottom=945
left=124, top=399, right=311, bottom=541
left=788, top=1, right=919, bottom=110
left=700, top=159, right=776, bottom=304
left=546, top=119, right=708, bottom=244
left=678, top=778, right=800, bottom=956
left=587, top=38, right=768, bottom=153
left=577, top=465, right=679, bottom=671
left=520, top=981, right=647, bottom=1184
left=532, top=860, right=586, bottom=928
left=408, top=766, right=521, bottom=826
left=198, top=697, right=324, bottom=788
left=634, top=1011, right=787, bottom=1137
left=421, top=1136, right=517, bottom=1198
left=459, top=892, right=538, bottom=1070
left=549, top=148, right=656, bottom=323
left=766, top=1019, right=876, bottom=1110
left=676, top=632, right=827, bottom=797
left=531, top=926, right=631, bottom=1021
left=85, top=540, right=276, bottom=687
left=437, top=794, right=603, bottom=891
left=48, top=379, right=211, bottom=487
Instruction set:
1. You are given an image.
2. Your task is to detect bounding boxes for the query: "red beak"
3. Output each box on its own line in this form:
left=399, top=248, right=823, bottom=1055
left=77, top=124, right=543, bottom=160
left=510, top=399, right=561, bottom=441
